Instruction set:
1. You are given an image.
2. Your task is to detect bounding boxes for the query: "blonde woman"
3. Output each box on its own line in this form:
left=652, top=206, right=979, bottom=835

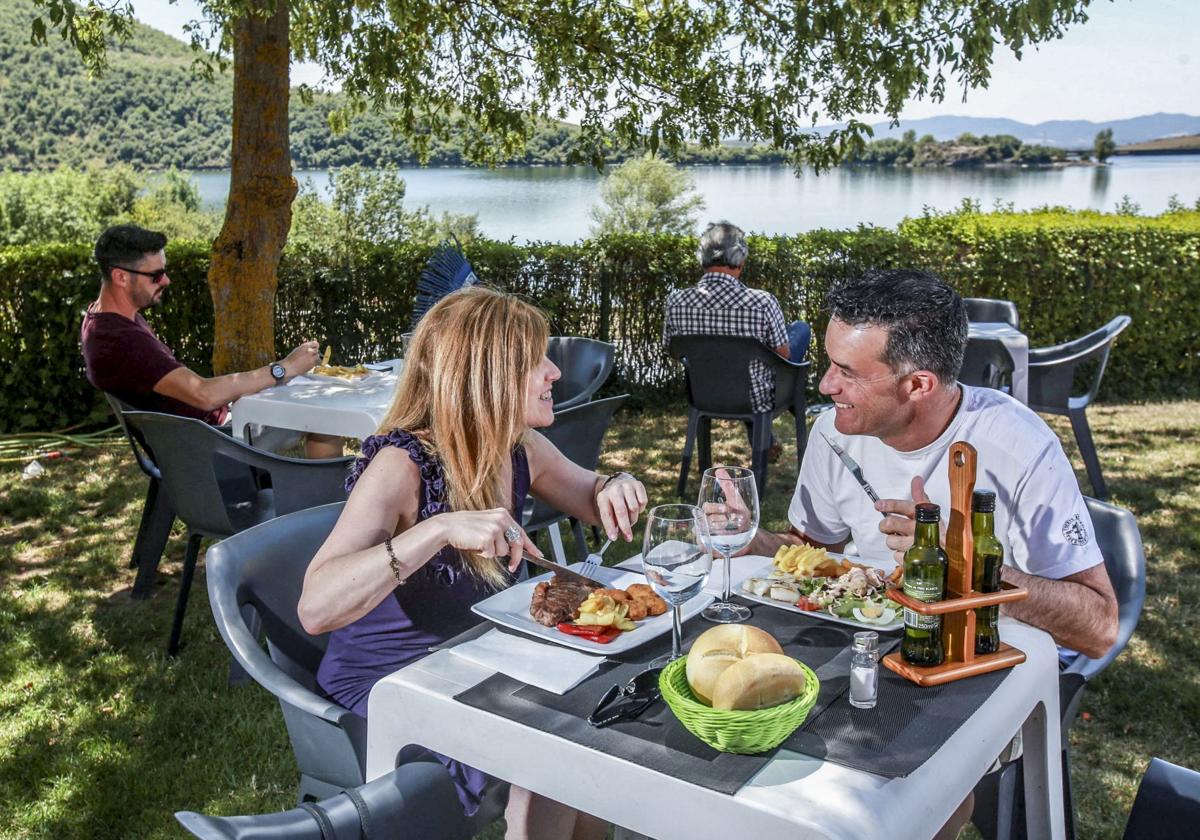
left=299, top=287, right=646, bottom=840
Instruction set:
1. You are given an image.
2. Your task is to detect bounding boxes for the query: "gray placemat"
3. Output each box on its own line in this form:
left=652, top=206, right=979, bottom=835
left=454, top=601, right=904, bottom=794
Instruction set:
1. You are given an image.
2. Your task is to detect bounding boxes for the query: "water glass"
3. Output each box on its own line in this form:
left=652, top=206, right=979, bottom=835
left=642, top=504, right=712, bottom=665
left=698, top=466, right=759, bottom=623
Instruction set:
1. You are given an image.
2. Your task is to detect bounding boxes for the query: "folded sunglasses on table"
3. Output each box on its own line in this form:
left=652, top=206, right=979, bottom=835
left=587, top=667, right=663, bottom=728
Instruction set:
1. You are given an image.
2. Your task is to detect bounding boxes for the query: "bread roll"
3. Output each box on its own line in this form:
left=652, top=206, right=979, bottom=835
left=685, top=624, right=784, bottom=706
left=710, top=653, right=806, bottom=711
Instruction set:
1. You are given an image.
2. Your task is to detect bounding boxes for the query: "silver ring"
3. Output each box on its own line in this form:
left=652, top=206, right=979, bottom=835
left=503, top=525, right=522, bottom=544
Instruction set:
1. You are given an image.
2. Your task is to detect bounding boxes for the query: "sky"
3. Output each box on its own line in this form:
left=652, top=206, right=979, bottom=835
left=133, top=0, right=1199, bottom=125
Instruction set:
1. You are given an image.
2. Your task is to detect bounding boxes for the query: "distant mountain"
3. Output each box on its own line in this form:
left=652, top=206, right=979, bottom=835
left=819, top=114, right=1200, bottom=150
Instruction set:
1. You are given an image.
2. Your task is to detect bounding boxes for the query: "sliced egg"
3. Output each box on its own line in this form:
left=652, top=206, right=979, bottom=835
left=852, top=607, right=897, bottom=625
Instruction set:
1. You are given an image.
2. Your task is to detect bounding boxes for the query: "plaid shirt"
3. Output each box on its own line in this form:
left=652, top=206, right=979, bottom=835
left=663, top=272, right=789, bottom=413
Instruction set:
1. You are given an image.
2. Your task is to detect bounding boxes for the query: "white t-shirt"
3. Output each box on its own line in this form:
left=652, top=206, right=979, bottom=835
left=788, top=385, right=1103, bottom=580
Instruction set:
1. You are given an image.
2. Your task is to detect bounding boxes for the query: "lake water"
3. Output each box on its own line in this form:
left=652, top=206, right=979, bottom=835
left=189, top=155, right=1200, bottom=243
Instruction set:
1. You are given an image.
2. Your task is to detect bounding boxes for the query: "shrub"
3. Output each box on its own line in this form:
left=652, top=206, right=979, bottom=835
left=3, top=208, right=1197, bottom=432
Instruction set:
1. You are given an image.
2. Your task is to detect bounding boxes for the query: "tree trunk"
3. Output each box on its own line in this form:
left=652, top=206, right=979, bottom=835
left=208, top=0, right=296, bottom=375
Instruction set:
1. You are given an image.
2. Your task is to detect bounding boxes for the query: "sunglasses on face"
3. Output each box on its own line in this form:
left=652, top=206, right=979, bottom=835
left=587, top=667, right=663, bottom=728
left=114, top=265, right=169, bottom=284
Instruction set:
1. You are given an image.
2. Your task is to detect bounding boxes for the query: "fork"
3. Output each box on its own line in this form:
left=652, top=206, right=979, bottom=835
left=577, top=537, right=614, bottom=581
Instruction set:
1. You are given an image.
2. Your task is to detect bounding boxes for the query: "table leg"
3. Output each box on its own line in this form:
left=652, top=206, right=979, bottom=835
left=1021, top=698, right=1065, bottom=839
left=1010, top=339, right=1029, bottom=404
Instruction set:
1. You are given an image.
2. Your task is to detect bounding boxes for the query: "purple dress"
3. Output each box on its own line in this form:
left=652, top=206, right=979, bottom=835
left=316, top=428, right=530, bottom=815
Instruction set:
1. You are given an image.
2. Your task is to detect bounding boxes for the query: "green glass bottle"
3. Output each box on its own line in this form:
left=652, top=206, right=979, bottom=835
left=901, top=502, right=948, bottom=667
left=972, top=490, right=1003, bottom=655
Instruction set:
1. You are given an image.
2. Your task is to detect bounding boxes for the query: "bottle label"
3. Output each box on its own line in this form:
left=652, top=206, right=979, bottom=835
left=903, top=608, right=942, bottom=631
left=903, top=578, right=943, bottom=603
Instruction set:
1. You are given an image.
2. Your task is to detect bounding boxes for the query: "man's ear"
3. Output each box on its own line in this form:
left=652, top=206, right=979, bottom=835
left=904, top=369, right=942, bottom=400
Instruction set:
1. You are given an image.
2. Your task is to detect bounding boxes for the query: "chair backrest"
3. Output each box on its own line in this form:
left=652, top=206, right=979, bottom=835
left=1062, top=497, right=1146, bottom=681
left=104, top=393, right=161, bottom=479
left=524, top=394, right=628, bottom=529
left=1122, top=757, right=1200, bottom=839
left=546, top=336, right=616, bottom=410
left=206, top=502, right=368, bottom=793
left=122, top=411, right=351, bottom=538
left=959, top=336, right=1016, bottom=392
left=175, top=762, right=471, bottom=840
left=668, top=334, right=809, bottom=417
left=964, top=297, right=1020, bottom=329
left=1027, top=315, right=1131, bottom=412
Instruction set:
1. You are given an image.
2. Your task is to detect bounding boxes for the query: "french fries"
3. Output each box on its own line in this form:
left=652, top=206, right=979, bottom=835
left=772, top=543, right=842, bottom=577
left=575, top=591, right=636, bottom=631
left=313, top=346, right=370, bottom=379
left=772, top=543, right=904, bottom=583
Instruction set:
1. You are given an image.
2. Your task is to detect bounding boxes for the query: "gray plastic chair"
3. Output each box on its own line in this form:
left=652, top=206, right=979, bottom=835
left=1123, top=757, right=1200, bottom=839
left=175, top=761, right=470, bottom=840
left=546, top=336, right=616, bottom=410
left=960, top=336, right=1017, bottom=394
left=973, top=496, right=1146, bottom=840
left=206, top=503, right=362, bottom=802
left=205, top=503, right=507, bottom=830
left=105, top=394, right=178, bottom=599
left=668, top=334, right=810, bottom=497
left=965, top=297, right=1020, bottom=328
left=524, top=395, right=628, bottom=563
left=1027, top=315, right=1131, bottom=500
left=121, top=411, right=352, bottom=656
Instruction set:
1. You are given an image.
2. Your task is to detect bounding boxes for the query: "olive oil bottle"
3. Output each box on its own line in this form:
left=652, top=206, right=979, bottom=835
left=901, top=503, right=948, bottom=667
left=972, top=490, right=1003, bottom=655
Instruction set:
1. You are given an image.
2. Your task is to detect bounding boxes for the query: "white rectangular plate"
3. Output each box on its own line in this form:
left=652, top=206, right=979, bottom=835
left=736, top=554, right=904, bottom=632
left=472, top=563, right=713, bottom=654
left=299, top=370, right=383, bottom=385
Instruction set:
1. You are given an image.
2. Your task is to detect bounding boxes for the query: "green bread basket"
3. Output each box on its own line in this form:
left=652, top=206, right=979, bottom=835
left=659, top=655, right=820, bottom=755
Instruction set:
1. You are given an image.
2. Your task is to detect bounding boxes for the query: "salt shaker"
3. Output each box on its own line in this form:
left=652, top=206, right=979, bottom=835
left=849, top=630, right=879, bottom=709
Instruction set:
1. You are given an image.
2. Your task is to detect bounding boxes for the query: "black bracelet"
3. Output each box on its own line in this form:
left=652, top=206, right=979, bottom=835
left=600, top=471, right=635, bottom=491
left=384, top=537, right=406, bottom=585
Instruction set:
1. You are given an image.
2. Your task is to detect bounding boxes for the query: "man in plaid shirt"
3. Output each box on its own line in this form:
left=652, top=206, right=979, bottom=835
left=664, top=221, right=802, bottom=460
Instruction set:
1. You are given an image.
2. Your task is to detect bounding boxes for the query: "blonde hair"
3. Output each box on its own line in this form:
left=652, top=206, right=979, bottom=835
left=380, top=286, right=550, bottom=587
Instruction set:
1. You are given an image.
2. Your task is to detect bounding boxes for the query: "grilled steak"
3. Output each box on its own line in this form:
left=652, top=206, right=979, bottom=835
left=529, top=576, right=598, bottom=627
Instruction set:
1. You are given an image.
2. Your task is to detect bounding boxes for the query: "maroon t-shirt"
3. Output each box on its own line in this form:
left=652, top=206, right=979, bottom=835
left=80, top=303, right=226, bottom=424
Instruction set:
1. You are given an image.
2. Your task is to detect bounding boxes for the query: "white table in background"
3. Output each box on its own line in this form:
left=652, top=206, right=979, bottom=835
left=968, top=321, right=1030, bottom=404
left=230, top=367, right=401, bottom=442
left=365, top=554, right=1064, bottom=840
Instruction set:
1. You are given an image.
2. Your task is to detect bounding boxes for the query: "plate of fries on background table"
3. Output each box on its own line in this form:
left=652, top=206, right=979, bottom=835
left=303, top=347, right=381, bottom=384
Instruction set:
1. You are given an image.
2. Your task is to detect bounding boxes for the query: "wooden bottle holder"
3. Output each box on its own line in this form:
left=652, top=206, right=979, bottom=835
left=881, top=441, right=1030, bottom=687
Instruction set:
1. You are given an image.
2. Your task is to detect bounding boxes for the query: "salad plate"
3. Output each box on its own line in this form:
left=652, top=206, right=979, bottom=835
left=735, top=553, right=904, bottom=632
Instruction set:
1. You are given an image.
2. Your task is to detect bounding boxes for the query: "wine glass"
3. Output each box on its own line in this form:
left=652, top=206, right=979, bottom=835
left=698, top=466, right=759, bottom=623
left=641, top=504, right=713, bottom=666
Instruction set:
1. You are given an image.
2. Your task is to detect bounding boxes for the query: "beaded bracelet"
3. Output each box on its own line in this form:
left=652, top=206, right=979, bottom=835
left=384, top=537, right=407, bottom=585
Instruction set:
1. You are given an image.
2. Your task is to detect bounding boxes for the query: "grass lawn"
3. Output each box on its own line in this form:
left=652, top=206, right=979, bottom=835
left=1, top=400, right=1197, bottom=839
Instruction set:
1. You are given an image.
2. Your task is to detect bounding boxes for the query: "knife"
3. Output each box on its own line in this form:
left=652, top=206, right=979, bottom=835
left=522, top=552, right=607, bottom=589
left=820, top=432, right=887, bottom=518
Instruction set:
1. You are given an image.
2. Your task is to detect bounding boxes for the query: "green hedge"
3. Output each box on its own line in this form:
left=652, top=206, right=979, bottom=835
left=3, top=209, right=1198, bottom=432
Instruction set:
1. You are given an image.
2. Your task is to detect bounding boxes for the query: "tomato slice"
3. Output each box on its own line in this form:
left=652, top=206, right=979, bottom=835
left=556, top=622, right=621, bottom=643
left=795, top=596, right=822, bottom=611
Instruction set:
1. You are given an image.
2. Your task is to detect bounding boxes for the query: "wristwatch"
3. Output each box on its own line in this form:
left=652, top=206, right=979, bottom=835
left=269, top=362, right=287, bottom=385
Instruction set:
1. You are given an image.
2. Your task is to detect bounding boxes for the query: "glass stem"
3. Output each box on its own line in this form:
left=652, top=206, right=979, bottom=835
left=722, top=550, right=732, bottom=602
left=671, top=605, right=683, bottom=660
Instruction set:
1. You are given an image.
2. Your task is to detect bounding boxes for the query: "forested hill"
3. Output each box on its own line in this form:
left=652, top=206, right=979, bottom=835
left=0, top=0, right=614, bottom=170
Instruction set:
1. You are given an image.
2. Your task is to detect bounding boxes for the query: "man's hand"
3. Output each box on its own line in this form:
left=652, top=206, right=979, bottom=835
left=282, top=340, right=320, bottom=380
left=875, top=476, right=942, bottom=565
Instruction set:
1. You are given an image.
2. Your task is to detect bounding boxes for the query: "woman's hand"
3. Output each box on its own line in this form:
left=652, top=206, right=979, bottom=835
left=596, top=474, right=649, bottom=542
left=436, top=508, right=542, bottom=572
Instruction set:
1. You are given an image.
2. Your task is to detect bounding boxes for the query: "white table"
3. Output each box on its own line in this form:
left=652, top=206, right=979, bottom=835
left=968, top=321, right=1030, bottom=404
left=230, top=367, right=401, bottom=442
left=366, top=555, right=1064, bottom=840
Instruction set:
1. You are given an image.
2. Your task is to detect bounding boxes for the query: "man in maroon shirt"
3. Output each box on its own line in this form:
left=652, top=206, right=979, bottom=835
left=81, top=224, right=340, bottom=456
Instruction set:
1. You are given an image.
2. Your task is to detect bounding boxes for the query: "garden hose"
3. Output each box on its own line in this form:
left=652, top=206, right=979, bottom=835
left=0, top=426, right=124, bottom=464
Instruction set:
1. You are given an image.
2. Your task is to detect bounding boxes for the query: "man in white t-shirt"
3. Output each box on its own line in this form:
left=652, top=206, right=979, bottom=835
left=748, top=269, right=1117, bottom=659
